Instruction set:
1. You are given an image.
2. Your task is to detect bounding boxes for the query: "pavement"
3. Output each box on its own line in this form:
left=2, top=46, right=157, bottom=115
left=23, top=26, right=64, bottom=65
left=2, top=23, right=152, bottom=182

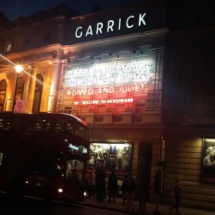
left=80, top=196, right=215, bottom=215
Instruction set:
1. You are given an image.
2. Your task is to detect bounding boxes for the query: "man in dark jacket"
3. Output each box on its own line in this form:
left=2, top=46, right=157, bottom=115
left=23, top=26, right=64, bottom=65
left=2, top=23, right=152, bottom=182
left=127, top=176, right=135, bottom=210
left=170, top=179, right=182, bottom=215
left=108, top=169, right=118, bottom=203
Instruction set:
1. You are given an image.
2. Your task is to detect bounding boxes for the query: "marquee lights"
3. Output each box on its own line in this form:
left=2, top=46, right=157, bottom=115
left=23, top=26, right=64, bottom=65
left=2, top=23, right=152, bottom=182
left=65, top=59, right=154, bottom=88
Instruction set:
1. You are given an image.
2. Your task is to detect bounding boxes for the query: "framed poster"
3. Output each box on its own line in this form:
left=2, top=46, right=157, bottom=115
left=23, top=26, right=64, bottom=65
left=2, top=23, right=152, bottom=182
left=202, top=138, right=215, bottom=183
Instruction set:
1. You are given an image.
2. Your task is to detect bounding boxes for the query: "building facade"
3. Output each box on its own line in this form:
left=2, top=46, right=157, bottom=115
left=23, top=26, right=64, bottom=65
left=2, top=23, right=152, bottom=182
left=1, top=0, right=215, bottom=210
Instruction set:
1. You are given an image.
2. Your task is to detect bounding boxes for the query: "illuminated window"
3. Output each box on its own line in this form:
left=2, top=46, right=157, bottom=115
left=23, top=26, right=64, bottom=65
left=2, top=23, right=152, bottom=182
left=32, top=74, right=43, bottom=113
left=0, top=118, right=11, bottom=130
left=88, top=143, right=132, bottom=174
left=15, top=77, right=24, bottom=100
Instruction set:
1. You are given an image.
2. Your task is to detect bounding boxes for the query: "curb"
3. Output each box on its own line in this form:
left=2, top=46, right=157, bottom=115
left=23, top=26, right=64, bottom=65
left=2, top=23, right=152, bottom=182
left=75, top=200, right=161, bottom=215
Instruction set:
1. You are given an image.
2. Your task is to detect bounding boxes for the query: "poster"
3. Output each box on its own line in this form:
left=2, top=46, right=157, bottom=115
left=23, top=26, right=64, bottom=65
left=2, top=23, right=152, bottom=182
left=14, top=99, right=26, bottom=113
left=202, top=138, right=215, bottom=183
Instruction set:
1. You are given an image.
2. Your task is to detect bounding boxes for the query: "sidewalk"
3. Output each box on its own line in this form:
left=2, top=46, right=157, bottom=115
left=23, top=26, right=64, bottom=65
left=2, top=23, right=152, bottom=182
left=80, top=197, right=215, bottom=215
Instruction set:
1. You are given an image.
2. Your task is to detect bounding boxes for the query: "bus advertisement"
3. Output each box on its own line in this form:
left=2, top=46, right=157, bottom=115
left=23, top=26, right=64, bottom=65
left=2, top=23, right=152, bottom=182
left=0, top=112, right=90, bottom=202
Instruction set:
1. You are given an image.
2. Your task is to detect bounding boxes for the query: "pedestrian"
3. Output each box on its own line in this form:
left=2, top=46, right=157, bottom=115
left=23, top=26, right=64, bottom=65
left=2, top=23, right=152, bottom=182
left=86, top=170, right=95, bottom=198
left=126, top=176, right=135, bottom=210
left=108, top=169, right=118, bottom=203
left=170, top=179, right=182, bottom=215
left=138, top=175, right=149, bottom=212
left=95, top=168, right=106, bottom=202
left=121, top=175, right=129, bottom=204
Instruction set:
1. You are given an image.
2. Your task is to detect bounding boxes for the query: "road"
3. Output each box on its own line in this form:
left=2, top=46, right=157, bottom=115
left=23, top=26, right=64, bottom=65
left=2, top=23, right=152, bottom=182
left=0, top=196, right=128, bottom=215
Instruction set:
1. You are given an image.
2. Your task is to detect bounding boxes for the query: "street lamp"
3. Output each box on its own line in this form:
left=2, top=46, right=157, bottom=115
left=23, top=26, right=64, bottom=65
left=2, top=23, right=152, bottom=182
left=12, top=64, right=23, bottom=111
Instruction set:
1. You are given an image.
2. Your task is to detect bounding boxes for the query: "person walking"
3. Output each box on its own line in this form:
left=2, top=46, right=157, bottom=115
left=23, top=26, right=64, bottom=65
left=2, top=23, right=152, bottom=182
left=108, top=169, right=118, bottom=203
left=126, top=176, right=135, bottom=210
left=170, top=179, right=182, bottom=215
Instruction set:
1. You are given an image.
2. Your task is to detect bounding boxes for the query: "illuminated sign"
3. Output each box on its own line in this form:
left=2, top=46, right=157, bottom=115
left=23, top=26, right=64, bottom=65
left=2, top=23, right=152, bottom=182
left=65, top=60, right=153, bottom=87
left=63, top=58, right=155, bottom=107
left=68, top=143, right=88, bottom=154
left=74, top=98, right=133, bottom=105
left=66, top=84, right=146, bottom=96
left=75, top=13, right=147, bottom=39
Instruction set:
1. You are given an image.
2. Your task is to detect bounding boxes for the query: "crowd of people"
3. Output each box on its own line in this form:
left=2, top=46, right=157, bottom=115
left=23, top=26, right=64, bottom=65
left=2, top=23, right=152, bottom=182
left=85, top=168, right=137, bottom=210
left=85, top=168, right=182, bottom=214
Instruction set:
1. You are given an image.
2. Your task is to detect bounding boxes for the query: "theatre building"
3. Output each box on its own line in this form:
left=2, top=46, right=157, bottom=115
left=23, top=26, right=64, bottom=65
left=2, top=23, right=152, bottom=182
left=1, top=0, right=215, bottom=210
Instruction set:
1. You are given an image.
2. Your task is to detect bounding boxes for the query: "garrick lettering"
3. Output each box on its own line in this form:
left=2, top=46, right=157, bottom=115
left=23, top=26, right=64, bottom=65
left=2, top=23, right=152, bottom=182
left=75, top=13, right=147, bottom=38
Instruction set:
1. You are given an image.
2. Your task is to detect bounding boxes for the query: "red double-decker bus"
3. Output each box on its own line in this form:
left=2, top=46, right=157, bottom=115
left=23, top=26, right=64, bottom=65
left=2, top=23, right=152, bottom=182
left=0, top=112, right=90, bottom=202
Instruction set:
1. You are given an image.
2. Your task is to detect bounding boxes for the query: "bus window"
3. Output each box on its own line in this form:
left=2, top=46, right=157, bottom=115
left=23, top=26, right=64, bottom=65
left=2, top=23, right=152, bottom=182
left=67, top=123, right=73, bottom=132
left=0, top=118, right=11, bottom=130
left=66, top=159, right=85, bottom=184
left=55, top=121, right=66, bottom=132
left=27, top=119, right=53, bottom=132
left=45, top=122, right=51, bottom=131
left=54, top=119, right=75, bottom=133
left=54, top=119, right=89, bottom=140
left=28, top=121, right=44, bottom=131
left=73, top=125, right=87, bottom=139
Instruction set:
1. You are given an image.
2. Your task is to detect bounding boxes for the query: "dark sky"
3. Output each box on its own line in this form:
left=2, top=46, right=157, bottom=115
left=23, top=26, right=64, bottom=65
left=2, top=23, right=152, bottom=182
left=0, top=0, right=138, bottom=21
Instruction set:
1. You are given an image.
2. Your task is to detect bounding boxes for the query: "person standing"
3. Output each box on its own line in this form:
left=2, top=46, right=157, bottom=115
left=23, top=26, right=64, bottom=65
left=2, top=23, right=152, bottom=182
left=138, top=175, right=149, bottom=212
left=95, top=168, right=106, bottom=202
left=86, top=170, right=95, bottom=198
left=126, top=176, right=136, bottom=210
left=108, top=169, right=118, bottom=203
left=121, top=175, right=129, bottom=204
left=170, top=179, right=182, bottom=215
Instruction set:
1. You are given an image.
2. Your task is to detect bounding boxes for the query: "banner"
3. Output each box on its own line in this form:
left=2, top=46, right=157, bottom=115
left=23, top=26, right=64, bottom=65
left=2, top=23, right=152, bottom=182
left=14, top=99, right=26, bottom=113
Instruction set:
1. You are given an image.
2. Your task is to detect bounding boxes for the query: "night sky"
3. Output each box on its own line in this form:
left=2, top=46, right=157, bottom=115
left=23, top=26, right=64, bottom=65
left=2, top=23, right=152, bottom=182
left=0, top=0, right=139, bottom=21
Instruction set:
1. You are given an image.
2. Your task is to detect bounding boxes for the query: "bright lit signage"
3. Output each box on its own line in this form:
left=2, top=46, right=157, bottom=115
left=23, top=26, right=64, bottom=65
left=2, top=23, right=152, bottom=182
left=67, top=84, right=147, bottom=97
left=63, top=58, right=155, bottom=106
left=73, top=98, right=134, bottom=106
left=75, top=13, right=147, bottom=39
left=68, top=143, right=88, bottom=154
left=65, top=60, right=153, bottom=87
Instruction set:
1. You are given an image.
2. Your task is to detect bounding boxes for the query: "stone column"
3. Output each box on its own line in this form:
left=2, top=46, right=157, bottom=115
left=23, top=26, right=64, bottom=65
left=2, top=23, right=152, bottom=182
left=5, top=72, right=16, bottom=111
left=25, top=65, right=37, bottom=112
left=47, top=59, right=65, bottom=112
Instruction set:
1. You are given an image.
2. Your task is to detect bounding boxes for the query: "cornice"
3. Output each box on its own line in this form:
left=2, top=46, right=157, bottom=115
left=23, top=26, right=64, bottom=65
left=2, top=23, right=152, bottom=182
left=0, top=44, right=62, bottom=66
